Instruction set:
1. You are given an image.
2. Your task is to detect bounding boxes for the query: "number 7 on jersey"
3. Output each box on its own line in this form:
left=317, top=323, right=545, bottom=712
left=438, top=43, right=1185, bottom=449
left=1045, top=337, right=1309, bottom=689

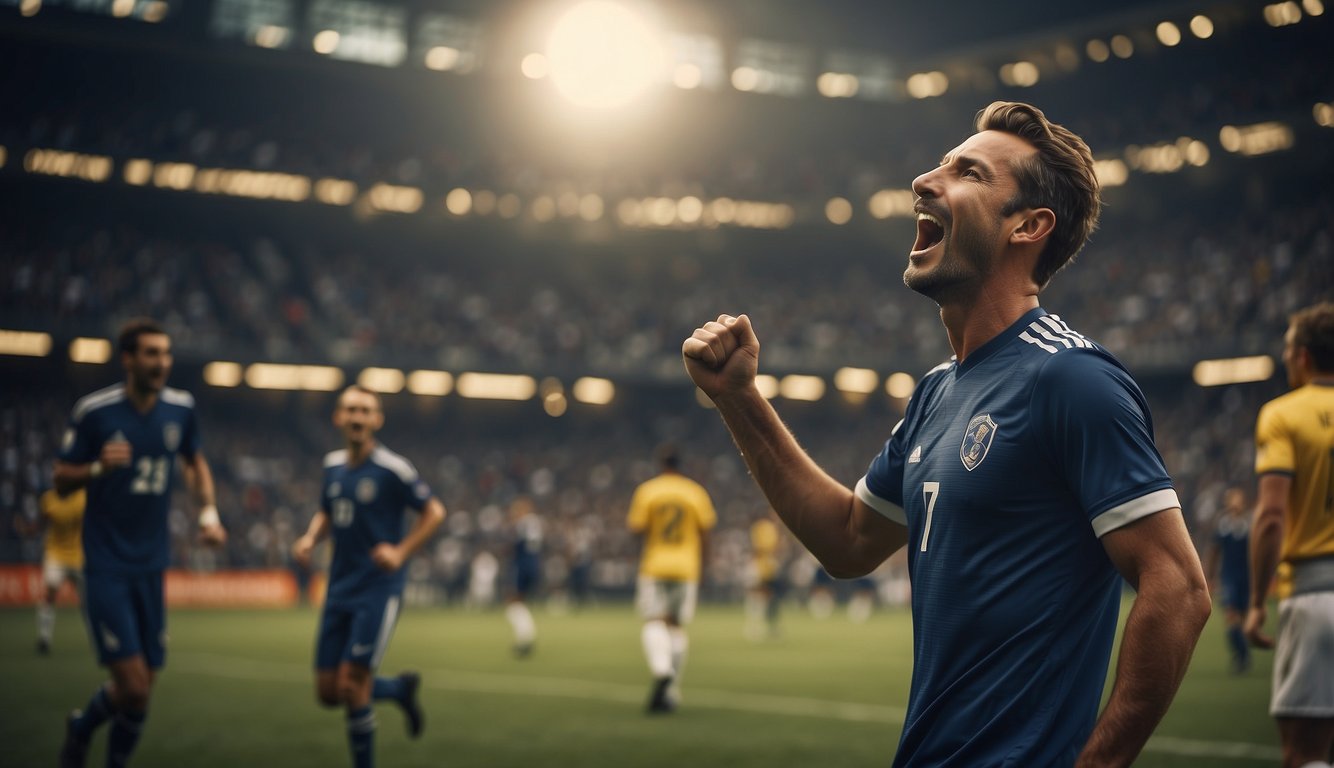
left=921, top=482, right=940, bottom=552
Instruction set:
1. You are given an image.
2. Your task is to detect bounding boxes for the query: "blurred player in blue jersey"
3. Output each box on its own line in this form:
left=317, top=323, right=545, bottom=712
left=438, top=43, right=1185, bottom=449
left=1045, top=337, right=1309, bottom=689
left=505, top=497, right=542, bottom=657
left=55, top=318, right=228, bottom=768
left=292, top=385, right=445, bottom=768
left=1204, top=487, right=1252, bottom=673
left=1246, top=302, right=1334, bottom=768
left=684, top=102, right=1210, bottom=766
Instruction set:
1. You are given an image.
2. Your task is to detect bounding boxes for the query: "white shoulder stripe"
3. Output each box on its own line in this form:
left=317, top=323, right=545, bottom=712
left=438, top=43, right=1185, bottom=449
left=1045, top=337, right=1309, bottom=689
left=1037, top=316, right=1092, bottom=349
left=1046, top=314, right=1088, bottom=340
left=1091, top=488, right=1181, bottom=537
left=1030, top=322, right=1074, bottom=349
left=72, top=384, right=125, bottom=422
left=323, top=449, right=349, bottom=469
left=855, top=477, right=907, bottom=526
left=160, top=387, right=196, bottom=408
left=1019, top=331, right=1058, bottom=354
left=371, top=445, right=419, bottom=484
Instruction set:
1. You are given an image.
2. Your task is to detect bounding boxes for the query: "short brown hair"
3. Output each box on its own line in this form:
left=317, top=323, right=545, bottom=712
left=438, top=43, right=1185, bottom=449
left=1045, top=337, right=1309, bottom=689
left=975, top=102, right=1101, bottom=288
left=337, top=384, right=383, bottom=412
left=1290, top=302, right=1334, bottom=371
left=118, top=317, right=167, bottom=354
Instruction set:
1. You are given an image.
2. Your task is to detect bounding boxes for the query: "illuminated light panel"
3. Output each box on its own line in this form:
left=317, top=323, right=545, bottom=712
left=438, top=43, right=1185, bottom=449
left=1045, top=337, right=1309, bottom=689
left=779, top=375, right=825, bottom=401
left=754, top=374, right=779, bottom=399
left=1110, top=35, right=1134, bottom=58
left=1219, top=122, right=1295, bottom=156
left=110, top=0, right=133, bottom=18
left=1125, top=143, right=1184, bottom=173
left=1093, top=158, right=1129, bottom=187
left=543, top=392, right=568, bottom=417
left=123, top=158, right=152, bottom=185
left=357, top=367, right=405, bottom=394
left=731, top=66, right=760, bottom=92
left=245, top=364, right=344, bottom=391
left=557, top=191, right=581, bottom=218
left=1086, top=39, right=1110, bottom=62
left=531, top=195, right=557, bottom=222
left=69, top=337, right=112, bottom=364
left=1053, top=43, right=1080, bottom=71
left=203, top=362, right=243, bottom=388
left=425, top=45, right=461, bottom=71
left=497, top=193, right=521, bottom=218
left=999, top=61, right=1040, bottom=87
left=473, top=190, right=497, bottom=215
left=406, top=370, right=453, bottom=396
left=834, top=367, right=878, bottom=395
left=314, top=178, right=357, bottom=206
left=677, top=196, right=703, bottom=224
left=578, top=193, right=604, bottom=221
left=141, top=0, right=166, bottom=22
left=1264, top=1, right=1303, bottom=25
left=539, top=377, right=564, bottom=398
left=1156, top=21, right=1182, bottom=46
left=816, top=72, right=859, bottom=98
left=24, top=149, right=113, bottom=182
left=1303, top=0, right=1324, bottom=16
left=0, top=146, right=5, bottom=168
left=673, top=63, right=702, bottom=89
left=1190, top=15, right=1215, bottom=38
left=445, top=188, right=473, bottom=215
left=254, top=25, right=289, bottom=49
left=868, top=189, right=915, bottom=219
left=905, top=71, right=948, bottom=99
left=0, top=329, right=52, bottom=357
left=455, top=372, right=536, bottom=400
left=1315, top=102, right=1334, bottom=127
left=19, top=0, right=40, bottom=16
left=1193, top=356, right=1274, bottom=386
left=153, top=162, right=196, bottom=190
left=193, top=168, right=310, bottom=202
left=313, top=29, right=340, bottom=54
left=825, top=197, right=853, bottom=225
left=367, top=183, right=423, bottom=214
left=885, top=372, right=916, bottom=399
left=572, top=377, right=615, bottom=405
left=521, top=53, right=549, bottom=79
left=545, top=1, right=665, bottom=109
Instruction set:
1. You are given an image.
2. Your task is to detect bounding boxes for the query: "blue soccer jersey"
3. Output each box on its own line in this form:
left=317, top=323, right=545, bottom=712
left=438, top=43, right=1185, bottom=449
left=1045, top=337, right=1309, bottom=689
left=856, top=308, right=1178, bottom=767
left=59, top=384, right=200, bottom=573
left=321, top=444, right=432, bottom=606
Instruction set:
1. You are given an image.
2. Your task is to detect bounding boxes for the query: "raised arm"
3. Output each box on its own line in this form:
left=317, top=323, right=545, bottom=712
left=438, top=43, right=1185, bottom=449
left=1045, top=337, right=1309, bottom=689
left=1076, top=509, right=1210, bottom=767
left=683, top=314, right=906, bottom=577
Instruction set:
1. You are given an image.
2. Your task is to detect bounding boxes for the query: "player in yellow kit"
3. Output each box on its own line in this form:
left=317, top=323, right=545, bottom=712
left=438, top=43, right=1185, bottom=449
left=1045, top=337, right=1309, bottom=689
left=1245, top=302, right=1334, bottom=768
left=37, top=486, right=86, bottom=654
left=627, top=443, right=716, bottom=714
left=744, top=512, right=785, bottom=641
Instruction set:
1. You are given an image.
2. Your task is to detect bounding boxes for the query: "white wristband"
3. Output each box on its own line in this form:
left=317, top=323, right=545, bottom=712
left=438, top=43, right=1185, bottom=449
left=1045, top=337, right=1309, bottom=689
left=199, top=505, right=221, bottom=528
left=89, top=461, right=104, bottom=478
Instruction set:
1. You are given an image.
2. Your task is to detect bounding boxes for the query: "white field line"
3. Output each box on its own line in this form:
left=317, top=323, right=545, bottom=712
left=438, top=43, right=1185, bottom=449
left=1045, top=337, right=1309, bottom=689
left=170, top=652, right=1281, bottom=762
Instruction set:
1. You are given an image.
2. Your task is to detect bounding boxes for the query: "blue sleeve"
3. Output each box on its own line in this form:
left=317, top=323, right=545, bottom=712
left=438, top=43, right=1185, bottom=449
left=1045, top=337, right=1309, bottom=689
left=1033, top=350, right=1178, bottom=536
left=179, top=407, right=201, bottom=459
left=319, top=471, right=332, bottom=515
left=58, top=410, right=99, bottom=464
left=398, top=463, right=432, bottom=513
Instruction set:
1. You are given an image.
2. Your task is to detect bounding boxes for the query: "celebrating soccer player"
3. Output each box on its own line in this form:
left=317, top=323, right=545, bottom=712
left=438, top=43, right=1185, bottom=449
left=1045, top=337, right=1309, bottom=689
left=683, top=102, right=1210, bottom=765
left=56, top=318, right=228, bottom=768
left=292, top=385, right=445, bottom=768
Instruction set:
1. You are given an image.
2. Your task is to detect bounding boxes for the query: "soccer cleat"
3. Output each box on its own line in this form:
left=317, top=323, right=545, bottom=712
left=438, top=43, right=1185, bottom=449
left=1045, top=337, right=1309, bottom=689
left=37, top=638, right=51, bottom=655
left=513, top=642, right=534, bottom=659
left=398, top=672, right=424, bottom=739
left=59, top=710, right=89, bottom=768
left=645, top=676, right=675, bottom=715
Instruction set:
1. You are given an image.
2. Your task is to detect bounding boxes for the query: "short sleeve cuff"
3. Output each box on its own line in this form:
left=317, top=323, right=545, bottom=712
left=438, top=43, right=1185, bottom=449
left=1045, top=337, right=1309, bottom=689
left=1091, top=488, right=1180, bottom=538
left=856, top=477, right=907, bottom=525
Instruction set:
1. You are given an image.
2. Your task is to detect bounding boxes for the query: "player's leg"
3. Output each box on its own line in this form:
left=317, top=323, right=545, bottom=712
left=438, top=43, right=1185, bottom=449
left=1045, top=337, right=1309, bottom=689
left=38, top=556, right=64, bottom=653
left=665, top=582, right=697, bottom=708
left=62, top=573, right=137, bottom=767
left=103, top=572, right=166, bottom=768
left=636, top=576, right=675, bottom=713
left=351, top=594, right=424, bottom=740
left=338, top=661, right=377, bottom=768
left=1270, top=594, right=1334, bottom=768
left=316, top=605, right=351, bottom=708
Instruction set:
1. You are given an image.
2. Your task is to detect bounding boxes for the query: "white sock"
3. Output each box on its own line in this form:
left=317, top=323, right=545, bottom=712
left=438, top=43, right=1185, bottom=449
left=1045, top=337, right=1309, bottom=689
left=667, top=627, right=688, bottom=700
left=641, top=620, right=674, bottom=678
left=37, top=602, right=55, bottom=643
left=506, top=602, right=536, bottom=645
left=1296, top=762, right=1331, bottom=768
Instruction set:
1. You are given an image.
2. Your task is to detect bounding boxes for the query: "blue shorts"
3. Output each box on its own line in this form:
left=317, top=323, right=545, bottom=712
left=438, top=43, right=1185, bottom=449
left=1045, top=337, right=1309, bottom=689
left=315, top=593, right=402, bottom=671
left=1220, top=577, right=1249, bottom=613
left=515, top=559, right=541, bottom=598
left=83, top=570, right=166, bottom=669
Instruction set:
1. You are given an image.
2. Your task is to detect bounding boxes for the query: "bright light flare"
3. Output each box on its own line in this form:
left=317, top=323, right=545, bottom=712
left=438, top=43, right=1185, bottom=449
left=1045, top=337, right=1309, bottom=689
left=545, top=1, right=664, bottom=109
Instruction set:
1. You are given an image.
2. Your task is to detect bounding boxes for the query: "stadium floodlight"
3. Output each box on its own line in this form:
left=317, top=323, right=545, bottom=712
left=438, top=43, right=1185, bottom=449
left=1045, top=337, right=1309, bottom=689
left=406, top=370, right=453, bottom=396
left=1190, top=15, right=1215, bottom=38
left=825, top=197, right=853, bottom=225
left=572, top=377, right=614, bottom=405
left=545, top=1, right=665, bottom=109
left=203, top=362, right=243, bottom=387
left=1193, top=356, right=1274, bottom=387
left=779, top=375, right=825, bottom=402
left=245, top=363, right=344, bottom=391
left=69, top=338, right=112, bottom=364
left=834, top=367, right=879, bottom=395
left=456, top=372, right=537, bottom=400
left=358, top=367, right=405, bottom=394
left=0, top=329, right=52, bottom=357
left=754, top=375, right=779, bottom=399
left=885, top=372, right=916, bottom=399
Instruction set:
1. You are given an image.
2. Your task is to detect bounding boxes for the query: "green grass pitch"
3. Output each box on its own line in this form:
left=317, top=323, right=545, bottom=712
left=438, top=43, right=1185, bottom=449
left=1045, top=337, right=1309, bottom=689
left=0, top=598, right=1280, bottom=767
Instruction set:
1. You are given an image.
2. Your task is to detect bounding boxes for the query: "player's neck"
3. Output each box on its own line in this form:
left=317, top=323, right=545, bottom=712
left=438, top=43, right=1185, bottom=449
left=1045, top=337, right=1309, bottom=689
left=939, top=291, right=1040, bottom=363
left=345, top=438, right=377, bottom=466
left=123, top=382, right=159, bottom=414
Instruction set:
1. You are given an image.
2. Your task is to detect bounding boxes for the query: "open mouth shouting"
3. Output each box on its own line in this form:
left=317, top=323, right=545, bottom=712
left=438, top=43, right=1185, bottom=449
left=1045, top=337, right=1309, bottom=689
left=911, top=210, right=946, bottom=258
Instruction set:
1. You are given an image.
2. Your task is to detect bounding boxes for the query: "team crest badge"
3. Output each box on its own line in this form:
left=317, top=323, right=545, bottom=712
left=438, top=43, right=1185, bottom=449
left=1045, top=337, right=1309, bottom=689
left=163, top=423, right=181, bottom=452
left=356, top=478, right=378, bottom=503
left=959, top=413, right=997, bottom=472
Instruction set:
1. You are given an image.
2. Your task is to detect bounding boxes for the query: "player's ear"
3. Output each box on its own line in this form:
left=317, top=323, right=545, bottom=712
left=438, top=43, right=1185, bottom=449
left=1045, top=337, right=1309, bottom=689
left=1010, top=207, right=1055, bottom=246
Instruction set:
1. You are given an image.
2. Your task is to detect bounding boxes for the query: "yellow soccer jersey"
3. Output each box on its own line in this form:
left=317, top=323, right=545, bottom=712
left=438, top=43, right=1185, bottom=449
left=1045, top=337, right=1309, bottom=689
left=750, top=518, right=781, bottom=582
left=627, top=473, right=716, bottom=582
left=1255, top=383, right=1334, bottom=564
left=41, top=488, right=85, bottom=568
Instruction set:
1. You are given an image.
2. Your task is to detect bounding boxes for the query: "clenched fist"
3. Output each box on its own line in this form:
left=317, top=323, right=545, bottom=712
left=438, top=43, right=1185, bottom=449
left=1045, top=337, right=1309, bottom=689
left=682, top=313, right=760, bottom=400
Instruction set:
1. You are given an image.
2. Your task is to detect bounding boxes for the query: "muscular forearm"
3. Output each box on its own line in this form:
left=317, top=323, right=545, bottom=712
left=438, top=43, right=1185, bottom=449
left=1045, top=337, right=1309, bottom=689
left=713, top=386, right=880, bottom=575
left=186, top=456, right=217, bottom=510
left=1077, top=577, right=1209, bottom=766
left=303, top=512, right=331, bottom=543
left=396, top=500, right=445, bottom=561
